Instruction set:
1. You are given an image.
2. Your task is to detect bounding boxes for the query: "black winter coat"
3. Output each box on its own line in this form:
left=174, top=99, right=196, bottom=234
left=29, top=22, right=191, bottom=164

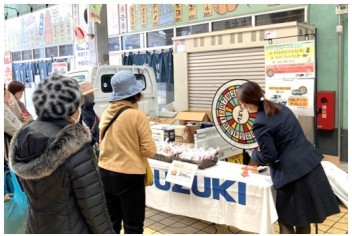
left=9, top=118, right=114, bottom=234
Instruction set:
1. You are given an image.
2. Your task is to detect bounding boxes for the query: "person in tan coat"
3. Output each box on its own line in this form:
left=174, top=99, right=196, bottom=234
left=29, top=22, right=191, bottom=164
left=98, top=70, right=156, bottom=234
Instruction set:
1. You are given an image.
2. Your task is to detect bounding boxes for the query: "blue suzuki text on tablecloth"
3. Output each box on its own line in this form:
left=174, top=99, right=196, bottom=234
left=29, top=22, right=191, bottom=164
left=153, top=169, right=246, bottom=205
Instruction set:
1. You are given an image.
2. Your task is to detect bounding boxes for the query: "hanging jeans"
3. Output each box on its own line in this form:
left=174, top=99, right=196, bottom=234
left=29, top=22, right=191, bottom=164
left=99, top=167, right=146, bottom=234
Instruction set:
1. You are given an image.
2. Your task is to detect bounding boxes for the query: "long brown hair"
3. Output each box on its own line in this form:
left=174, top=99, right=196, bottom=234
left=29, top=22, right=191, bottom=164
left=237, top=81, right=280, bottom=117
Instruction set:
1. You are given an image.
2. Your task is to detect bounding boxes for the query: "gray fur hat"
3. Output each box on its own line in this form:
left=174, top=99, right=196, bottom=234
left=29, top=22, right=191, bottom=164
left=33, top=74, right=82, bottom=119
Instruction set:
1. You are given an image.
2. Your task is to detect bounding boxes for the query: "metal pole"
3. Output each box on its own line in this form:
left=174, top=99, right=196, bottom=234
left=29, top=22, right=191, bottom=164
left=336, top=14, right=343, bottom=158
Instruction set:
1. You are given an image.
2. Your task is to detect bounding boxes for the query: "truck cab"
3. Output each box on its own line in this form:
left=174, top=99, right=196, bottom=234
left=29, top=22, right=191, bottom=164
left=66, top=65, right=159, bottom=118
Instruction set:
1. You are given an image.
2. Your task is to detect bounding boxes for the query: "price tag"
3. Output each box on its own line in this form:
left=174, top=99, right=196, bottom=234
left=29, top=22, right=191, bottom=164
left=166, top=160, right=198, bottom=188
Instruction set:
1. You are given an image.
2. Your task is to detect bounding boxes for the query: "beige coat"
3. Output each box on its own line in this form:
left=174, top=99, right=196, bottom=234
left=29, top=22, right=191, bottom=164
left=98, top=100, right=156, bottom=174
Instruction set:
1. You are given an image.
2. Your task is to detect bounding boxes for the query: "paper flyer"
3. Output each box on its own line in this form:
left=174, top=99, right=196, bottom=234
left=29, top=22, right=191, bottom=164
left=166, top=160, right=198, bottom=188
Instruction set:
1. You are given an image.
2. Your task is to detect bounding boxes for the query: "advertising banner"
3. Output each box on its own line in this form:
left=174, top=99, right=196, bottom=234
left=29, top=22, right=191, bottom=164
left=264, top=40, right=315, bottom=80
left=265, top=79, right=315, bottom=116
left=4, top=5, right=73, bottom=51
left=264, top=40, right=316, bottom=117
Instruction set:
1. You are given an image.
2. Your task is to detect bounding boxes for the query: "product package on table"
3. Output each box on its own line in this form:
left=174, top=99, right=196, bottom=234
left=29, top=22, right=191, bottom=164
left=153, top=140, right=219, bottom=169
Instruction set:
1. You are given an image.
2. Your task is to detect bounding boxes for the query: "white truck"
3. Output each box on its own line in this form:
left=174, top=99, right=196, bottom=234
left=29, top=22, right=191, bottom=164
left=66, top=65, right=159, bottom=118
left=67, top=65, right=242, bottom=160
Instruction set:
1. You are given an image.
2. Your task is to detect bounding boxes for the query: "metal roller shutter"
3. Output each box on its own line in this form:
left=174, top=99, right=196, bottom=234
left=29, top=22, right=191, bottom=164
left=188, top=47, right=265, bottom=110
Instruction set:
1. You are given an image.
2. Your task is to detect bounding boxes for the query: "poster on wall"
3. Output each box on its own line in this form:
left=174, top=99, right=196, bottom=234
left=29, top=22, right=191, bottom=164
left=4, top=51, right=12, bottom=64
left=264, top=40, right=315, bottom=80
left=203, top=4, right=213, bottom=17
left=265, top=79, right=315, bottom=116
left=75, top=43, right=90, bottom=69
left=89, top=4, right=103, bottom=24
left=188, top=4, right=197, bottom=20
left=174, top=40, right=185, bottom=53
left=174, top=4, right=183, bottom=22
left=129, top=5, right=136, bottom=30
left=264, top=40, right=316, bottom=117
left=152, top=4, right=159, bottom=26
left=52, top=62, right=68, bottom=75
left=159, top=4, right=174, bottom=25
left=4, top=64, right=13, bottom=84
left=119, top=4, right=127, bottom=33
left=4, top=5, right=73, bottom=51
left=141, top=4, right=147, bottom=28
left=107, top=4, right=119, bottom=35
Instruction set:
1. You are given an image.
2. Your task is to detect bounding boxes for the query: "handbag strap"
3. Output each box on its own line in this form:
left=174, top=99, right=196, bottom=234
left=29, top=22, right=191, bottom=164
left=101, top=106, right=131, bottom=140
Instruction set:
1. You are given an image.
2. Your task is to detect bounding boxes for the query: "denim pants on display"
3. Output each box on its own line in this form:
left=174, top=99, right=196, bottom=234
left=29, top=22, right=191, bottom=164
left=99, top=167, right=146, bottom=234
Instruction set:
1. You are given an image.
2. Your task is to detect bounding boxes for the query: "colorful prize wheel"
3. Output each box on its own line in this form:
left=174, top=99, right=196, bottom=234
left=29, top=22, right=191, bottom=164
left=211, top=79, right=258, bottom=150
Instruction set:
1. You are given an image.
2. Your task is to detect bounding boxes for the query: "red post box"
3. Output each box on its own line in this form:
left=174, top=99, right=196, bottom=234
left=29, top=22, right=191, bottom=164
left=317, top=91, right=335, bottom=130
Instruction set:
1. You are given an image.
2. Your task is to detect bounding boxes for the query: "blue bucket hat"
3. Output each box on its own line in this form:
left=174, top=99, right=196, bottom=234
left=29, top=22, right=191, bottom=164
left=109, top=70, right=144, bottom=102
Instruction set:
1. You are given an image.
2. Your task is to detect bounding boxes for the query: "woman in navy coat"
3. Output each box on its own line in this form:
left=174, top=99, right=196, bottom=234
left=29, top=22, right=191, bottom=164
left=237, top=81, right=340, bottom=234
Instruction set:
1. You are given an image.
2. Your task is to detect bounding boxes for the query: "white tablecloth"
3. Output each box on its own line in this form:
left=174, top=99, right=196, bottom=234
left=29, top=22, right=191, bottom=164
left=146, top=159, right=278, bottom=234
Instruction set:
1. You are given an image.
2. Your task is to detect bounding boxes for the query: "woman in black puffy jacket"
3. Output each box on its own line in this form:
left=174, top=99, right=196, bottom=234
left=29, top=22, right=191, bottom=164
left=9, top=74, right=114, bottom=234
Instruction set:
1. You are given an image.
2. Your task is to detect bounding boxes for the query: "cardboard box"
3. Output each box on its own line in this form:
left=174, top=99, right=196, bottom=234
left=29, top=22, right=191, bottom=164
left=171, top=125, right=190, bottom=143
left=174, top=111, right=211, bottom=125
left=150, top=117, right=176, bottom=125
left=186, top=125, right=200, bottom=143
left=322, top=154, right=340, bottom=167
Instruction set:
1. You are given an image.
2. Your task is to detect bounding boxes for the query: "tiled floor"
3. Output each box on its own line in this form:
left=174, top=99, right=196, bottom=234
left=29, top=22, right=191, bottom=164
left=143, top=202, right=348, bottom=234
left=140, top=162, right=349, bottom=234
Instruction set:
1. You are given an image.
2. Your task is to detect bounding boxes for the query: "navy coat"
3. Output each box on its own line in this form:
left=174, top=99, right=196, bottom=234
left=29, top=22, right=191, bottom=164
left=251, top=103, right=323, bottom=189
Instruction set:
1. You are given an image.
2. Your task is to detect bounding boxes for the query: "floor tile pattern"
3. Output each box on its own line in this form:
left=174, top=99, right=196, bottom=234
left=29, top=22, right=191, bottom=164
left=143, top=202, right=348, bottom=234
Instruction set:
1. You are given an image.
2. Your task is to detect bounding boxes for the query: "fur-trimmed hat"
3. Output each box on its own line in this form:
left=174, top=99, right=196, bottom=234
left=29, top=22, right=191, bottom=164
left=32, top=74, right=82, bottom=119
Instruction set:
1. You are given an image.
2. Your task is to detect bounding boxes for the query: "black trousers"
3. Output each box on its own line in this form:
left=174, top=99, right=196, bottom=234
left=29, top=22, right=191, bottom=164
left=99, top=167, right=146, bottom=234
